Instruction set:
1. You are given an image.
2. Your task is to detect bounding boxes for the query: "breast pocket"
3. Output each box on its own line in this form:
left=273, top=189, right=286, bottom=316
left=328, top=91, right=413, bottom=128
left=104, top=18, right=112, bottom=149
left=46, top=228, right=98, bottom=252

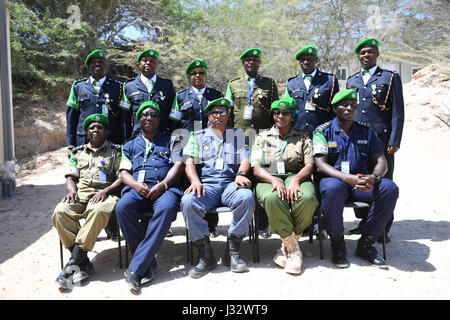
left=77, top=95, right=91, bottom=111
left=130, top=94, right=145, bottom=107
left=373, top=83, right=388, bottom=103
left=180, top=101, right=195, bottom=121
left=76, top=159, right=89, bottom=170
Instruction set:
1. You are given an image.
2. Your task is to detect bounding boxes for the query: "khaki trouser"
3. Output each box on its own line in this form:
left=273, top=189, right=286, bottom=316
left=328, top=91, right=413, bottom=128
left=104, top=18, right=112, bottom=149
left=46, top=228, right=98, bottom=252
left=256, top=173, right=318, bottom=238
left=52, top=187, right=118, bottom=251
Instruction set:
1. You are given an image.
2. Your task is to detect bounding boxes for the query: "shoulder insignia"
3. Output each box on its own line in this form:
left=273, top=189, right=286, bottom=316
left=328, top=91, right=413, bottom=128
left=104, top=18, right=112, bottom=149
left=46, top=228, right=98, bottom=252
left=287, top=74, right=300, bottom=82
left=357, top=121, right=375, bottom=130
left=177, top=88, right=190, bottom=95
left=382, top=68, right=397, bottom=74
left=111, top=143, right=122, bottom=150
left=74, top=78, right=88, bottom=85
left=315, top=122, right=332, bottom=132
left=230, top=77, right=242, bottom=83
left=71, top=144, right=86, bottom=154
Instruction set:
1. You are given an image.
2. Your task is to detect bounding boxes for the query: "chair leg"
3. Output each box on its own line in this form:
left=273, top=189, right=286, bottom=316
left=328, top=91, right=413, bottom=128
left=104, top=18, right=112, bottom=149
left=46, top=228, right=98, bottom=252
left=255, top=208, right=260, bottom=263
left=59, top=240, right=64, bottom=270
left=185, top=228, right=190, bottom=264
left=309, top=221, right=313, bottom=244
left=125, top=240, right=129, bottom=268
left=382, top=230, right=387, bottom=261
left=318, top=206, right=324, bottom=260
left=117, top=223, right=123, bottom=269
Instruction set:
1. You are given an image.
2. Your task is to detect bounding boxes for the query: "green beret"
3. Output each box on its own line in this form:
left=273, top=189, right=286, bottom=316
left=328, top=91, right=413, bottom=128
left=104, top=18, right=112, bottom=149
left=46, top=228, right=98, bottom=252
left=331, top=89, right=358, bottom=105
left=82, top=113, right=109, bottom=131
left=295, top=45, right=317, bottom=60
left=85, top=49, right=106, bottom=68
left=136, top=101, right=160, bottom=120
left=205, top=98, right=231, bottom=112
left=271, top=96, right=298, bottom=123
left=186, top=59, right=208, bottom=76
left=354, top=38, right=379, bottom=54
left=239, top=48, right=262, bottom=60
left=137, top=48, right=160, bottom=62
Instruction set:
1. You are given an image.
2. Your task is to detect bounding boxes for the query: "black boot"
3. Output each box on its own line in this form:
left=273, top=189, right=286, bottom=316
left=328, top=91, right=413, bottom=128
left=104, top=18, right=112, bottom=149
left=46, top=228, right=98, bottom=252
left=222, top=235, right=249, bottom=273
left=355, top=234, right=388, bottom=269
left=56, top=246, right=76, bottom=291
left=189, top=237, right=217, bottom=279
left=330, top=235, right=349, bottom=268
left=71, top=245, right=94, bottom=284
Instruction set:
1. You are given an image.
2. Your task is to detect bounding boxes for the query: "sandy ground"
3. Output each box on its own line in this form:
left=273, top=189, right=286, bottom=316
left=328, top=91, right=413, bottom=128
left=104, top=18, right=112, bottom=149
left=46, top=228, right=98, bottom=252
left=0, top=118, right=449, bottom=301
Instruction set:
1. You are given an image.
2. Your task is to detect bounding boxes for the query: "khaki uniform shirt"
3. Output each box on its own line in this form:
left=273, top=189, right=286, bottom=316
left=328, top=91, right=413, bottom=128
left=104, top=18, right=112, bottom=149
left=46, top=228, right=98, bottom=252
left=226, top=73, right=278, bottom=131
left=251, top=125, right=314, bottom=174
left=66, top=140, right=121, bottom=191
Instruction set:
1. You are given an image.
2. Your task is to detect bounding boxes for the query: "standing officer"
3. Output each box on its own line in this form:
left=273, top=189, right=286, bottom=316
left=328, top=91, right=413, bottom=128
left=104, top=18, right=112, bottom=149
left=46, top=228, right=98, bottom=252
left=225, top=48, right=279, bottom=238
left=284, top=45, right=339, bottom=136
left=169, top=59, right=223, bottom=237
left=115, top=101, right=183, bottom=294
left=313, top=89, right=399, bottom=269
left=120, top=48, right=176, bottom=139
left=346, top=38, right=404, bottom=240
left=66, top=49, right=124, bottom=240
left=53, top=114, right=122, bottom=291
left=181, top=98, right=255, bottom=279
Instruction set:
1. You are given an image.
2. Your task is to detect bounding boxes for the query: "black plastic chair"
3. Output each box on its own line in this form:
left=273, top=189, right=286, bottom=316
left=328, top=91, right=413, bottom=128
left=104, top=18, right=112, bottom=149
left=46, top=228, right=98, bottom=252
left=185, top=206, right=259, bottom=265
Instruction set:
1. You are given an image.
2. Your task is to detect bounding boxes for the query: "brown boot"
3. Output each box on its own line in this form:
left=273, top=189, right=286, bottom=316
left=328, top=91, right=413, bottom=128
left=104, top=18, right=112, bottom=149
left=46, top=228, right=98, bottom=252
left=281, top=232, right=302, bottom=275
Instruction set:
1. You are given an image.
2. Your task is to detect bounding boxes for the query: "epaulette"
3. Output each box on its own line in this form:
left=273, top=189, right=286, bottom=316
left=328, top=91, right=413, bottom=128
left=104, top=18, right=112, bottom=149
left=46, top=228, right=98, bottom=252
left=73, top=77, right=88, bottom=85
left=108, top=78, right=122, bottom=84
left=315, top=122, right=332, bottom=132
left=382, top=68, right=397, bottom=74
left=71, top=144, right=86, bottom=154
left=177, top=87, right=190, bottom=95
left=229, top=77, right=242, bottom=83
left=357, top=121, right=375, bottom=130
left=293, top=128, right=311, bottom=139
left=348, top=71, right=360, bottom=79
left=287, top=74, right=300, bottom=82
left=110, top=143, right=122, bottom=150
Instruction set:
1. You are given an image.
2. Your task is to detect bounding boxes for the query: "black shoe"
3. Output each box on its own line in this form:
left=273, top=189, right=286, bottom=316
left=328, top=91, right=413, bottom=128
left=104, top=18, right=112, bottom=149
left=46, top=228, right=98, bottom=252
left=209, top=227, right=219, bottom=238
left=72, top=259, right=94, bottom=284
left=222, top=235, right=249, bottom=273
left=259, top=227, right=272, bottom=239
left=106, top=229, right=122, bottom=242
left=189, top=237, right=217, bottom=279
left=124, top=269, right=141, bottom=294
left=330, top=235, right=349, bottom=268
left=166, top=228, right=174, bottom=237
left=355, top=235, right=388, bottom=269
left=377, top=232, right=391, bottom=244
left=141, top=261, right=157, bottom=285
left=56, top=264, right=77, bottom=291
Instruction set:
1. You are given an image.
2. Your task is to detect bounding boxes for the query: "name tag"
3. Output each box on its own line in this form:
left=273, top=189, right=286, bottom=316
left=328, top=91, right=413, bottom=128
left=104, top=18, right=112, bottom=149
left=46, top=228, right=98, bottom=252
left=277, top=161, right=285, bottom=174
left=341, top=161, right=350, bottom=174
left=137, top=170, right=146, bottom=182
left=357, top=140, right=368, bottom=144
left=328, top=141, right=337, bottom=148
left=314, top=144, right=328, bottom=154
left=215, top=159, right=224, bottom=170
left=169, top=109, right=182, bottom=121
left=99, top=171, right=107, bottom=182
left=102, top=105, right=109, bottom=116
left=305, top=101, right=315, bottom=111
left=243, top=105, right=253, bottom=120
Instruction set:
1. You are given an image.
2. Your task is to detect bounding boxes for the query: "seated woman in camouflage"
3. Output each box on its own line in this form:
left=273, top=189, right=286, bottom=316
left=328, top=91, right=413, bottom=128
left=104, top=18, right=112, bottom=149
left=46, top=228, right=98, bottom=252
left=251, top=97, right=318, bottom=275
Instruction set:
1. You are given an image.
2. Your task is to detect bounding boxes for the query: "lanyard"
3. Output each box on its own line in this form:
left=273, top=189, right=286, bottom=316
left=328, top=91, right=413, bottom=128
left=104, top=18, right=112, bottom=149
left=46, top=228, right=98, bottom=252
left=212, top=139, right=225, bottom=160
left=142, top=139, right=153, bottom=166
left=247, top=78, right=255, bottom=105
left=277, top=136, right=289, bottom=160
left=340, top=134, right=351, bottom=161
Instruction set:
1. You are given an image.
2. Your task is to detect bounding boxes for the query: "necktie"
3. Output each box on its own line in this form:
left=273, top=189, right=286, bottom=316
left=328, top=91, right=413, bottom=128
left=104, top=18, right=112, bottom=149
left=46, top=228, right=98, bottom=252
left=362, top=70, right=371, bottom=84
left=304, top=74, right=313, bottom=90
left=145, top=79, right=154, bottom=93
left=93, top=80, right=99, bottom=92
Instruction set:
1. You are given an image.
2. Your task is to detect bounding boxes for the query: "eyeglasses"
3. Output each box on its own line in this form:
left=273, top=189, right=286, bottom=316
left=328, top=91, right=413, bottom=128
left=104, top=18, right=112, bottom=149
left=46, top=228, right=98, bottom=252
left=140, top=112, right=160, bottom=119
left=273, top=110, right=292, bottom=117
left=88, top=124, right=105, bottom=130
left=190, top=71, right=206, bottom=76
left=337, top=103, right=358, bottom=109
left=208, top=110, right=228, bottom=117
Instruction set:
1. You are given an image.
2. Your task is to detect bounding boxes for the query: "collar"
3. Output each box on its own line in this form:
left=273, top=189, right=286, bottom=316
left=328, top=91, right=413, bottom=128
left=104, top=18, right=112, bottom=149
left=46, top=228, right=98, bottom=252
left=86, top=140, right=109, bottom=152
left=268, top=124, right=294, bottom=138
left=140, top=73, right=157, bottom=86
left=90, top=76, right=106, bottom=87
left=361, top=65, right=378, bottom=76
left=301, top=69, right=317, bottom=79
left=331, top=118, right=357, bottom=135
left=192, top=86, right=206, bottom=95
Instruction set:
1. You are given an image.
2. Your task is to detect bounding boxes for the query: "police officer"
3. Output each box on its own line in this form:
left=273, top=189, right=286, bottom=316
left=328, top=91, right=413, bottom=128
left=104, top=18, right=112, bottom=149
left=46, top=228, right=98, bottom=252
left=252, top=97, right=318, bottom=275
left=225, top=48, right=279, bottom=238
left=120, top=49, right=176, bottom=139
left=181, top=98, right=255, bottom=278
left=285, top=45, right=339, bottom=136
left=346, top=38, right=404, bottom=240
left=52, top=114, right=122, bottom=291
left=169, top=59, right=223, bottom=132
left=115, top=101, right=184, bottom=294
left=313, top=89, right=399, bottom=269
left=66, top=49, right=125, bottom=149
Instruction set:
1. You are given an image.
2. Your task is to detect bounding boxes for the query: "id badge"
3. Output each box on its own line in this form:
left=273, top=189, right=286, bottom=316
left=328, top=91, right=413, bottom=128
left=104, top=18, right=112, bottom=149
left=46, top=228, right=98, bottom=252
left=137, top=170, right=146, bottom=182
left=341, top=161, right=350, bottom=174
left=99, top=171, right=107, bottom=182
left=215, top=158, right=224, bottom=170
left=243, top=105, right=253, bottom=120
left=277, top=161, right=285, bottom=174
left=305, top=102, right=315, bottom=111
left=102, top=104, right=109, bottom=116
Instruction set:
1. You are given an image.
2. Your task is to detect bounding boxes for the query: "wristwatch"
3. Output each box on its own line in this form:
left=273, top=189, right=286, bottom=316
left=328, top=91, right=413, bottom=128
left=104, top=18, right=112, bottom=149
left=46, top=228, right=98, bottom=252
left=373, top=173, right=382, bottom=184
left=237, top=171, right=247, bottom=177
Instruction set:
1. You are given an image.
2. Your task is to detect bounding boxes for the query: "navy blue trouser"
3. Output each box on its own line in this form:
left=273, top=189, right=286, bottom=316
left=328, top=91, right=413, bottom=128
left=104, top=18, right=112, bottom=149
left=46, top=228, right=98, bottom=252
left=319, top=177, right=399, bottom=238
left=115, top=187, right=181, bottom=277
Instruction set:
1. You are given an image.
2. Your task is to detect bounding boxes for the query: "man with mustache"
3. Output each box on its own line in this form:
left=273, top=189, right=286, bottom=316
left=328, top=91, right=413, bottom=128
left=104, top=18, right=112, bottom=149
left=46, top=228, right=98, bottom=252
left=346, top=38, right=405, bottom=241
left=120, top=49, right=176, bottom=139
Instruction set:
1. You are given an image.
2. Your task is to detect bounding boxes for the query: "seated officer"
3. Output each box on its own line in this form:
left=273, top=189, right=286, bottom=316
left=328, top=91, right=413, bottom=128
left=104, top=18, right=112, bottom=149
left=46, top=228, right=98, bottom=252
left=52, top=114, right=122, bottom=291
left=313, top=89, right=399, bottom=269
left=181, top=98, right=255, bottom=279
left=115, top=101, right=183, bottom=294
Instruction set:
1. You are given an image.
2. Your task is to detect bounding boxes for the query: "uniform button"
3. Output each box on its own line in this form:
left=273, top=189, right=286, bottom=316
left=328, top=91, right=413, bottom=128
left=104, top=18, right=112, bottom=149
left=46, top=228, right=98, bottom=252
left=306, top=123, right=309, bottom=126
left=251, top=124, right=254, bottom=128
left=362, top=98, right=366, bottom=101
left=362, top=110, right=366, bottom=114
left=364, top=86, right=367, bottom=89
left=306, top=110, right=309, bottom=113
left=154, top=168, right=158, bottom=171
left=152, top=158, right=155, bottom=161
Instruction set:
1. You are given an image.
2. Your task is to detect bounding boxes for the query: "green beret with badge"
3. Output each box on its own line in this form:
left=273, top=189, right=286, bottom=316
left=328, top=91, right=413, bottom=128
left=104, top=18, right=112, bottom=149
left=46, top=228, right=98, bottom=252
left=239, top=48, right=262, bottom=60
left=354, top=38, right=379, bottom=54
left=205, top=98, right=231, bottom=112
left=331, top=89, right=358, bottom=105
left=137, top=48, right=160, bottom=62
left=270, top=96, right=298, bottom=122
left=82, top=113, right=109, bottom=131
left=85, top=49, right=106, bottom=68
left=295, top=45, right=317, bottom=60
left=186, top=59, right=208, bottom=76
left=136, top=101, right=160, bottom=120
